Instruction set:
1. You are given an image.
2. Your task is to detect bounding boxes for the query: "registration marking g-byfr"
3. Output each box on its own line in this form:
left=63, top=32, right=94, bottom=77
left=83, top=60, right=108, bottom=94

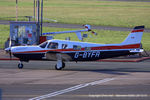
left=74, top=51, right=100, bottom=59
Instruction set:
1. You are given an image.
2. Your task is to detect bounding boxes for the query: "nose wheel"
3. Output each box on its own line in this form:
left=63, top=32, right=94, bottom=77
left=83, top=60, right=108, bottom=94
left=18, top=61, right=24, bottom=69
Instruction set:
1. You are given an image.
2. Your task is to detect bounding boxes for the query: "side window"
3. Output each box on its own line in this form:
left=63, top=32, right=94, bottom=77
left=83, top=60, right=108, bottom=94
left=73, top=45, right=81, bottom=50
left=47, top=42, right=58, bottom=49
left=85, top=47, right=91, bottom=51
left=62, top=44, right=68, bottom=49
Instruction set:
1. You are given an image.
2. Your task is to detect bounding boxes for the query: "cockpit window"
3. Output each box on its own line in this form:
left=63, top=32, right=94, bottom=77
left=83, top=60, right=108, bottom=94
left=47, top=42, right=58, bottom=49
left=39, top=42, right=48, bottom=48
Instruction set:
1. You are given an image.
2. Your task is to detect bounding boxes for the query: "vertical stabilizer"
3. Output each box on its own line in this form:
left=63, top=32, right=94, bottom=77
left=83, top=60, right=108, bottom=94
left=121, top=26, right=144, bottom=45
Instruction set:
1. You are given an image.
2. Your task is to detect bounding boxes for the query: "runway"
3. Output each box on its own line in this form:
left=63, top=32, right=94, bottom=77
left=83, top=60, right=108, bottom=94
left=0, top=61, right=150, bottom=100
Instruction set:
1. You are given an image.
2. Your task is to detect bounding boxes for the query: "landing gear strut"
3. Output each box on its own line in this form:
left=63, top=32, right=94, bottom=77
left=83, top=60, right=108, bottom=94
left=18, top=61, right=24, bottom=69
left=55, top=61, right=65, bottom=70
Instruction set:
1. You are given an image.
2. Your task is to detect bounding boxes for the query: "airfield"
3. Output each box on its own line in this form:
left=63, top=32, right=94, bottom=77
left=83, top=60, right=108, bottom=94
left=0, top=60, right=150, bottom=100
left=0, top=0, right=150, bottom=99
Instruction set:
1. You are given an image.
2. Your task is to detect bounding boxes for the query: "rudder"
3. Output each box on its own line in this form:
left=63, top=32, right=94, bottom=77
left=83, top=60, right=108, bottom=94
left=121, top=26, right=144, bottom=46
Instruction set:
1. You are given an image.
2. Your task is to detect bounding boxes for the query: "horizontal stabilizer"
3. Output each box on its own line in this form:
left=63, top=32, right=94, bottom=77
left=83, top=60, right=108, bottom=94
left=130, top=48, right=144, bottom=53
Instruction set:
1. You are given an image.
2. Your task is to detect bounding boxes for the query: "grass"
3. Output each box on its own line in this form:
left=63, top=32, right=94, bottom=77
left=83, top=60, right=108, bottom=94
left=0, top=25, right=9, bottom=49
left=0, top=0, right=150, bottom=28
left=1, top=24, right=149, bottom=51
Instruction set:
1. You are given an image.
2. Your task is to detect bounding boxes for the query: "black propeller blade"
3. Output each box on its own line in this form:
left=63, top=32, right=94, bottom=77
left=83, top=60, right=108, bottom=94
left=8, top=37, right=12, bottom=59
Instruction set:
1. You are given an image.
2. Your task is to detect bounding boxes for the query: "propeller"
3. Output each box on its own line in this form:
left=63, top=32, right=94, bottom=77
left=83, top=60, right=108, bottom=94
left=5, top=36, right=12, bottom=59
left=9, top=37, right=12, bottom=59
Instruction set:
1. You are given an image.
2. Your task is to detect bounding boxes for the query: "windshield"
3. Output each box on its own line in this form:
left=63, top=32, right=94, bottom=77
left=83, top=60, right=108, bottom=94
left=39, top=42, right=48, bottom=48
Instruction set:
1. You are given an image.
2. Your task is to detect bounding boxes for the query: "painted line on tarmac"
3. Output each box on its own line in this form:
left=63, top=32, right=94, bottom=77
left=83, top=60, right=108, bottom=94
left=88, top=94, right=150, bottom=98
left=28, top=78, right=115, bottom=100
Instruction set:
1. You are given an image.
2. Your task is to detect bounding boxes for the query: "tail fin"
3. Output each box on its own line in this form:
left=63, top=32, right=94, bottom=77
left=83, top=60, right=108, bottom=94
left=121, top=26, right=144, bottom=45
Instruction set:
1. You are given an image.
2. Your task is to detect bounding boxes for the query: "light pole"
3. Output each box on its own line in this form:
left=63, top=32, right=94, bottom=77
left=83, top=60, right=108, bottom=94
left=34, top=0, right=44, bottom=44
left=16, top=0, right=18, bottom=21
left=41, top=0, right=43, bottom=36
left=36, top=0, right=40, bottom=44
left=34, top=0, right=35, bottom=21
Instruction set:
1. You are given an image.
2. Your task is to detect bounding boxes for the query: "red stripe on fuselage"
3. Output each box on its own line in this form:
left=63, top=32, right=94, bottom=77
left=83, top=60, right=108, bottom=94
left=13, top=44, right=140, bottom=54
left=91, top=44, right=140, bottom=50
left=131, top=29, right=144, bottom=33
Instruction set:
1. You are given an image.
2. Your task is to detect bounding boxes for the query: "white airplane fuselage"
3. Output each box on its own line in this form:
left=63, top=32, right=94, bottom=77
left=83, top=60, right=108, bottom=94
left=11, top=39, right=141, bottom=62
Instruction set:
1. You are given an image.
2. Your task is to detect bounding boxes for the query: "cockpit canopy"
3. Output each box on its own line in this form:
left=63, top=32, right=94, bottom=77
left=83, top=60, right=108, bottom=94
left=39, top=41, right=58, bottom=49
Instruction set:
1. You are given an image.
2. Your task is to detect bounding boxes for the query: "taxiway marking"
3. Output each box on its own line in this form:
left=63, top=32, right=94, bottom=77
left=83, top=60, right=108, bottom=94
left=88, top=94, right=150, bottom=98
left=29, top=78, right=115, bottom=100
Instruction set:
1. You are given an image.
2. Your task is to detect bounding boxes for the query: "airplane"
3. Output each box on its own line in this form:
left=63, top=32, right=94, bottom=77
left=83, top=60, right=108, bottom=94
left=5, top=25, right=144, bottom=70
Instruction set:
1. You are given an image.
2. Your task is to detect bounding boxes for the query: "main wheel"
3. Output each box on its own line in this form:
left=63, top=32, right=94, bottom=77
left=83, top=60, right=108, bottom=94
left=55, top=64, right=62, bottom=70
left=18, top=63, right=23, bottom=69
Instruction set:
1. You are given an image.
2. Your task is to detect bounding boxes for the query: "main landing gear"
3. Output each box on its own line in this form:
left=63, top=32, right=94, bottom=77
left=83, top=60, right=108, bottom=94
left=18, top=61, right=24, bottom=69
left=55, top=61, right=65, bottom=70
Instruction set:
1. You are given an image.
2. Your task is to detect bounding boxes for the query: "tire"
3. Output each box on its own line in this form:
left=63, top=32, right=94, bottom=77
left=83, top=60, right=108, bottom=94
left=55, top=64, right=62, bottom=70
left=18, top=63, right=23, bottom=69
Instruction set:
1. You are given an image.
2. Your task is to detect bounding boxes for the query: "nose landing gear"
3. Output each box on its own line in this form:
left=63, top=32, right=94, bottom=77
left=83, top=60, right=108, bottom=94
left=18, top=61, right=24, bottom=69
